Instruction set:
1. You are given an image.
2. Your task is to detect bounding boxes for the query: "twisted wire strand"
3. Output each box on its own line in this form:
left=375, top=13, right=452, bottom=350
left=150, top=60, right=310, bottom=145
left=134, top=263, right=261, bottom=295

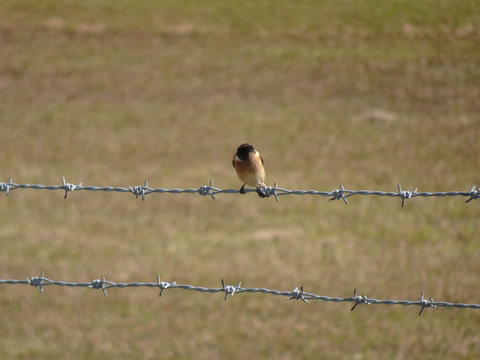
left=1, top=275, right=479, bottom=315
left=0, top=177, right=478, bottom=204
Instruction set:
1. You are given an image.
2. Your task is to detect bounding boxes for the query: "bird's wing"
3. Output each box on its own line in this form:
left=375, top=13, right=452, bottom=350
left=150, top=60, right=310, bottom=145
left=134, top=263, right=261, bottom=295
left=261, top=155, right=264, bottom=165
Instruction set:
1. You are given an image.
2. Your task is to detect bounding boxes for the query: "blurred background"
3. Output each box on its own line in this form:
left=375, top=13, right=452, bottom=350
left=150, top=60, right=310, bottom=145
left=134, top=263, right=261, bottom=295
left=1, top=0, right=479, bottom=358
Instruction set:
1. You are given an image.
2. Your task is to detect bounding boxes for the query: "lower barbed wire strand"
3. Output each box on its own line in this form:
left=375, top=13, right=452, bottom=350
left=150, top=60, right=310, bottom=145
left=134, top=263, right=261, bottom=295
left=2, top=276, right=479, bottom=311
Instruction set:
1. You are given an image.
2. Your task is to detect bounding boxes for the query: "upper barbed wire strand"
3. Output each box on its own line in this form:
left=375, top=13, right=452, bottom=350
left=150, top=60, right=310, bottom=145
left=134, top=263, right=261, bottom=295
left=0, top=177, right=478, bottom=205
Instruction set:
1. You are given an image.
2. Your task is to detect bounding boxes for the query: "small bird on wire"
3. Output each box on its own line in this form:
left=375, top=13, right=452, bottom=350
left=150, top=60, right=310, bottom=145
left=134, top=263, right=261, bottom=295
left=232, top=143, right=266, bottom=198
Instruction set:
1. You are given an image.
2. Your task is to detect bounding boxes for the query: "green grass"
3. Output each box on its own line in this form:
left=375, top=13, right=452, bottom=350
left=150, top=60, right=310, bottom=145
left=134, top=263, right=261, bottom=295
left=1, top=0, right=479, bottom=359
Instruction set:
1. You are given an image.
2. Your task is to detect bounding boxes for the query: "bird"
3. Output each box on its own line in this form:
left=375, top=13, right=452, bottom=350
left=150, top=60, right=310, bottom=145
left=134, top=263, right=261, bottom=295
left=232, top=143, right=266, bottom=198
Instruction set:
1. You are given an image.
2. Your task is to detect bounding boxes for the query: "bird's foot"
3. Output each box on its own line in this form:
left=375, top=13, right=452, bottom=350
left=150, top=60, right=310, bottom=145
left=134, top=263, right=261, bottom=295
left=239, top=184, right=246, bottom=194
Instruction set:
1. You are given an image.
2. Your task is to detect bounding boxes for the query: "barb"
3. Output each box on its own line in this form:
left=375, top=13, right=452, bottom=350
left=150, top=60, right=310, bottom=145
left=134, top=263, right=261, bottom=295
left=419, top=291, right=436, bottom=316
left=157, top=274, right=176, bottom=297
left=130, top=180, right=149, bottom=201
left=198, top=180, right=217, bottom=200
left=398, top=184, right=418, bottom=207
left=466, top=185, right=480, bottom=203
left=286, top=286, right=309, bottom=303
left=222, top=279, right=242, bottom=301
left=26, top=271, right=45, bottom=293
left=263, top=183, right=280, bottom=203
left=0, top=177, right=13, bottom=196
left=90, top=275, right=109, bottom=296
left=350, top=288, right=369, bottom=311
left=62, top=176, right=82, bottom=199
left=0, top=178, right=478, bottom=204
left=2, top=275, right=480, bottom=314
left=329, top=184, right=348, bottom=204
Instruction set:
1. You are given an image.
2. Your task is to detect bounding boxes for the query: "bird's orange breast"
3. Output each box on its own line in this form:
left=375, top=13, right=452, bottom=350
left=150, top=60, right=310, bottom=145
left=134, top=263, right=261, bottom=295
left=233, top=152, right=265, bottom=187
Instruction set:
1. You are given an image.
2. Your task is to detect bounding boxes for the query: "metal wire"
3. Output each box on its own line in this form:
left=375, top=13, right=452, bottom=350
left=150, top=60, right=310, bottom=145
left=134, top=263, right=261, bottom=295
left=0, top=177, right=478, bottom=204
left=1, top=273, right=478, bottom=315
left=1, top=178, right=478, bottom=315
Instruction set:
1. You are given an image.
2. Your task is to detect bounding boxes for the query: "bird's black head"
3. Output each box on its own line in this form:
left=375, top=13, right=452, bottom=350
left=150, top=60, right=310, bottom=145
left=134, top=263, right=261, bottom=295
left=236, top=143, right=255, bottom=161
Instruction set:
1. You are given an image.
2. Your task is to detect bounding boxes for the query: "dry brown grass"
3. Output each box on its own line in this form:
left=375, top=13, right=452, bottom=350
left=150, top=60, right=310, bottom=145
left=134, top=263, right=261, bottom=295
left=1, top=0, right=479, bottom=359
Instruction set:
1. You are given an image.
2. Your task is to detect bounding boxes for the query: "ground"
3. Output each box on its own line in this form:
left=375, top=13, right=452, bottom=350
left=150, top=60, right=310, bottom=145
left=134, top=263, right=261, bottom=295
left=0, top=0, right=479, bottom=359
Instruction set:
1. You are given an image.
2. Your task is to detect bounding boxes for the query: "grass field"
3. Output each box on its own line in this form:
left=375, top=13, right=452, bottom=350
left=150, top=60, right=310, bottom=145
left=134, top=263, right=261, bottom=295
left=1, top=0, right=479, bottom=358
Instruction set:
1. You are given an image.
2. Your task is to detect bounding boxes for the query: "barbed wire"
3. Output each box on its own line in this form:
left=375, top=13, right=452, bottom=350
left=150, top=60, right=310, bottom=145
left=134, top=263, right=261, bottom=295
left=2, top=179, right=477, bottom=318
left=1, top=273, right=479, bottom=315
left=0, top=177, right=478, bottom=205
